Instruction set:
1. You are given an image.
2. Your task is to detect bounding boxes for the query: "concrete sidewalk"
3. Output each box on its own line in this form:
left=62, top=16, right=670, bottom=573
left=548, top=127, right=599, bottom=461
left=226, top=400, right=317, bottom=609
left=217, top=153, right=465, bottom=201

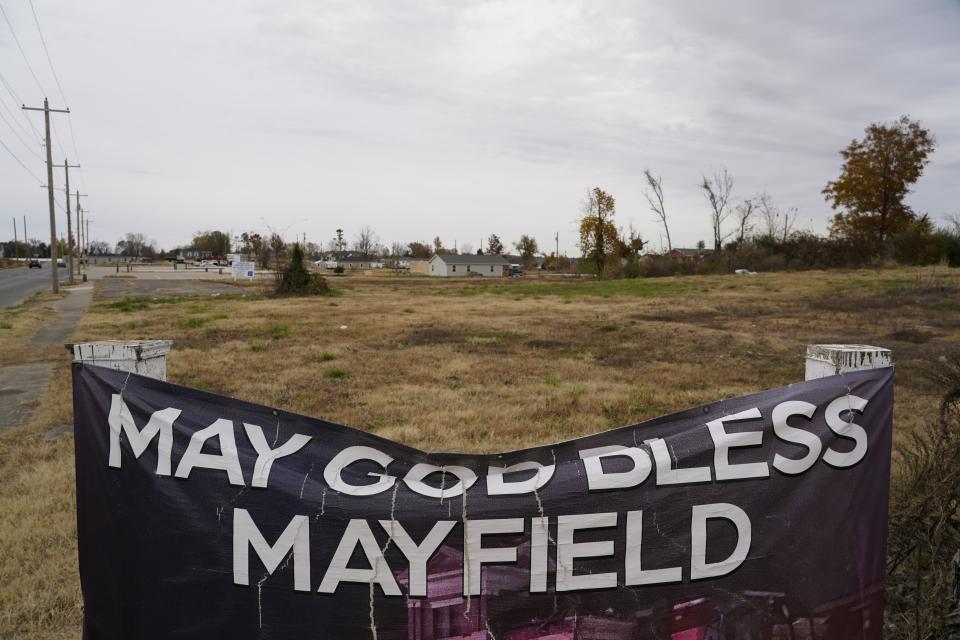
left=0, top=284, right=93, bottom=434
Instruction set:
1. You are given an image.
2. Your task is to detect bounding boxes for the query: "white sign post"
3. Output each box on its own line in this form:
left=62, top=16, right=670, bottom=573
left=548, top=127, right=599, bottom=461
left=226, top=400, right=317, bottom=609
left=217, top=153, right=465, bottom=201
left=232, top=260, right=255, bottom=281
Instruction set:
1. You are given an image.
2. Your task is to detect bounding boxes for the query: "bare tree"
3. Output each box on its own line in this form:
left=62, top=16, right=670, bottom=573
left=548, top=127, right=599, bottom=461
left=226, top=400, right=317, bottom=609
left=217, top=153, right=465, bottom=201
left=780, top=207, right=799, bottom=242
left=269, top=232, right=286, bottom=277
left=643, top=169, right=672, bottom=252
left=700, top=167, right=734, bottom=251
left=733, top=198, right=755, bottom=244
left=756, top=192, right=778, bottom=241
left=756, top=192, right=799, bottom=242
left=353, top=225, right=379, bottom=257
left=389, top=241, right=406, bottom=257
left=948, top=214, right=960, bottom=235
left=119, top=232, right=145, bottom=257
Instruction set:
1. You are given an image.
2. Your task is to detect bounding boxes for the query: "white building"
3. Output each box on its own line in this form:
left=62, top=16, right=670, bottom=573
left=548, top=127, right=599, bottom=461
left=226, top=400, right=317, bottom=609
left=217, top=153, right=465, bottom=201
left=428, top=254, right=509, bottom=277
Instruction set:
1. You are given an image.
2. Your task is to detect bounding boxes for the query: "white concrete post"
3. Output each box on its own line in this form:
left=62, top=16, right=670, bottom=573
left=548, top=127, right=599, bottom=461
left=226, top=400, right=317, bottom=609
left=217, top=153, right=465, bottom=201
left=805, top=344, right=892, bottom=380
left=68, top=340, right=173, bottom=381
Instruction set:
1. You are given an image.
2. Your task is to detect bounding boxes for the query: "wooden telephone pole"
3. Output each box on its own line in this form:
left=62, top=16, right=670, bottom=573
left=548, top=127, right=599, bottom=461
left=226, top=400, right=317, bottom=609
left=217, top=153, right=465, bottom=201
left=75, top=191, right=88, bottom=275
left=53, top=159, right=80, bottom=284
left=23, top=98, right=70, bottom=293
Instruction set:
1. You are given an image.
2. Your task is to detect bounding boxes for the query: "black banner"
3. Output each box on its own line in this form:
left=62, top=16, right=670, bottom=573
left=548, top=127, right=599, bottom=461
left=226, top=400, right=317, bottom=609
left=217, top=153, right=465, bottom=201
left=72, top=363, right=893, bottom=639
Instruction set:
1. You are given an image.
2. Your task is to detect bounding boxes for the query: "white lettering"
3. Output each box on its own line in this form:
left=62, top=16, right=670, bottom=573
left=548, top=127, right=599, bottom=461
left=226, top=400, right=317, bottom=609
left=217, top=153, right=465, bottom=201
left=579, top=446, right=652, bottom=491
left=555, top=512, right=617, bottom=591
left=625, top=510, right=682, bottom=585
left=823, top=395, right=869, bottom=468
left=771, top=401, right=820, bottom=475
left=379, top=520, right=455, bottom=597
left=243, top=423, right=311, bottom=489
left=405, top=463, right=477, bottom=499
left=174, top=419, right=244, bottom=485
left=486, top=461, right=554, bottom=496
left=706, top=408, right=768, bottom=481
left=318, top=519, right=400, bottom=595
left=107, top=394, right=181, bottom=475
left=463, top=518, right=524, bottom=596
left=323, top=446, right=396, bottom=496
left=233, top=508, right=310, bottom=591
left=690, top=502, right=751, bottom=580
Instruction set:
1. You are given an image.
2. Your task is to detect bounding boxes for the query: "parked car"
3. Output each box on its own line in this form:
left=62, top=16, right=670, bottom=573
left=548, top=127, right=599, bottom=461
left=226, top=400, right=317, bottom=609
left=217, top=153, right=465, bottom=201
left=28, top=258, right=41, bottom=268
left=56, top=259, right=66, bottom=268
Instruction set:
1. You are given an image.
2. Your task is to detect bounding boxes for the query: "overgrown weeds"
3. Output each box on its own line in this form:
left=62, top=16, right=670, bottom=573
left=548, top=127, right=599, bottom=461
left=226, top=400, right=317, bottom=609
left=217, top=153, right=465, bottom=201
left=886, top=351, right=960, bottom=639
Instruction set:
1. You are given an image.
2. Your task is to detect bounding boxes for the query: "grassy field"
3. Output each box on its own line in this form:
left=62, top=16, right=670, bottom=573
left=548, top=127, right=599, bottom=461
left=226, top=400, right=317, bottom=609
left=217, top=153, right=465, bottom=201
left=1, top=266, right=958, bottom=637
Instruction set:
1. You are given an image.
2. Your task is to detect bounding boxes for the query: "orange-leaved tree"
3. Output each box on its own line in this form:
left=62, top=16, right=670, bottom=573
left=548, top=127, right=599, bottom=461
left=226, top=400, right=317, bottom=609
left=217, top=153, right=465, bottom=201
left=824, top=115, right=935, bottom=242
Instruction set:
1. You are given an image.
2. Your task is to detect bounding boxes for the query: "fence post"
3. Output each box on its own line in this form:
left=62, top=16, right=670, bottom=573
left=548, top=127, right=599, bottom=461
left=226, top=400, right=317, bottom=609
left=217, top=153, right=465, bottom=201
left=804, top=344, right=893, bottom=380
left=67, top=340, right=173, bottom=381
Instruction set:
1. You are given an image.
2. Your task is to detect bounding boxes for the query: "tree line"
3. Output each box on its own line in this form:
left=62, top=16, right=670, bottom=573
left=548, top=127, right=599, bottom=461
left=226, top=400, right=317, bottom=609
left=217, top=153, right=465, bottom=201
left=46, top=115, right=953, bottom=276
left=577, top=115, right=958, bottom=278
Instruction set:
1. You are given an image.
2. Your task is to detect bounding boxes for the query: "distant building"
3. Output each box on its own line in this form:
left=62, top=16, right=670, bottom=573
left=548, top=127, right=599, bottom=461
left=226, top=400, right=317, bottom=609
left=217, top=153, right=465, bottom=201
left=317, top=255, right=384, bottom=270
left=667, top=248, right=713, bottom=259
left=408, top=259, right=429, bottom=274
left=428, top=254, right=509, bottom=277
left=503, top=254, right=545, bottom=270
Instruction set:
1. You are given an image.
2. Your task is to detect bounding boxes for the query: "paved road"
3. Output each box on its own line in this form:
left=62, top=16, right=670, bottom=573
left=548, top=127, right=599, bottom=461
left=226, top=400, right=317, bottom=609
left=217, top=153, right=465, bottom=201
left=0, top=265, right=65, bottom=308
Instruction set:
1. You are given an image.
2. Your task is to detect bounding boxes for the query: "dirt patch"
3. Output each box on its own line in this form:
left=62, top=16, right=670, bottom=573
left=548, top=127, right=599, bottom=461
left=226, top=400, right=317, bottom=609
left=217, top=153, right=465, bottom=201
left=404, top=327, right=465, bottom=346
left=884, top=327, right=939, bottom=344
left=596, top=350, right=642, bottom=368
left=97, top=277, right=249, bottom=300
left=525, top=339, right=567, bottom=350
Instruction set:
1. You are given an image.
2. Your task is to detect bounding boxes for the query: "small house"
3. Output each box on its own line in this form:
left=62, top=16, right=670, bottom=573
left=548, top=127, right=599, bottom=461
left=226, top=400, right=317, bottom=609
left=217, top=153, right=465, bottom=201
left=428, top=254, right=509, bottom=277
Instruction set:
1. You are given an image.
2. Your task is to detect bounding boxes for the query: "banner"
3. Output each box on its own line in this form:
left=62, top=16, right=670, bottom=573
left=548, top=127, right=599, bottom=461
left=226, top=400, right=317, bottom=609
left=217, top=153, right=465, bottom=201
left=72, top=364, right=893, bottom=639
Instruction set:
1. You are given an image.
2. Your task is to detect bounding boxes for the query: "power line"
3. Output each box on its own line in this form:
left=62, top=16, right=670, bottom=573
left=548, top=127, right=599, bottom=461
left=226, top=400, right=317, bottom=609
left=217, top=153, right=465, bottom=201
left=26, top=0, right=86, bottom=192
left=0, top=134, right=43, bottom=183
left=0, top=1, right=46, bottom=94
left=0, top=97, right=42, bottom=158
left=0, top=70, right=38, bottom=138
left=0, top=91, right=34, bottom=141
left=50, top=117, right=67, bottom=163
left=27, top=0, right=67, bottom=107
left=0, top=68, right=23, bottom=106
left=0, top=68, right=42, bottom=138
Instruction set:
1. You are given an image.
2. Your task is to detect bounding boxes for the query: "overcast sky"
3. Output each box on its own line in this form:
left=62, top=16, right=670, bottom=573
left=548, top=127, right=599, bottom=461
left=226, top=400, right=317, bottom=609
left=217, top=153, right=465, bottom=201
left=1, top=0, right=958, bottom=254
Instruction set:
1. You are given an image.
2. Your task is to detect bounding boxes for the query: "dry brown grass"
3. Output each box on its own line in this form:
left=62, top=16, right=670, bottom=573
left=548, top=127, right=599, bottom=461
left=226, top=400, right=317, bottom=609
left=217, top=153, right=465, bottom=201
left=1, top=265, right=958, bottom=637
left=0, top=290, right=67, bottom=367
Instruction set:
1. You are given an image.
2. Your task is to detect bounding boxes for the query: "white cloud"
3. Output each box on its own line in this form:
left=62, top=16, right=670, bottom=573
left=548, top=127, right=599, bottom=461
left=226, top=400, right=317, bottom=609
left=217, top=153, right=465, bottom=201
left=1, top=0, right=958, bottom=252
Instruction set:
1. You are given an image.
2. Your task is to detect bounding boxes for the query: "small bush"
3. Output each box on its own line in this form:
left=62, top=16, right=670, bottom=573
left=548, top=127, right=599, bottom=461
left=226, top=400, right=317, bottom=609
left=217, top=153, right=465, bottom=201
left=325, top=367, right=347, bottom=379
left=319, top=352, right=336, bottom=361
left=333, top=265, right=345, bottom=274
left=403, top=307, right=414, bottom=314
left=0, top=322, right=12, bottom=330
left=277, top=244, right=331, bottom=296
left=249, top=341, right=268, bottom=352
left=178, top=317, right=210, bottom=330
left=267, top=323, right=290, bottom=339
left=104, top=298, right=151, bottom=313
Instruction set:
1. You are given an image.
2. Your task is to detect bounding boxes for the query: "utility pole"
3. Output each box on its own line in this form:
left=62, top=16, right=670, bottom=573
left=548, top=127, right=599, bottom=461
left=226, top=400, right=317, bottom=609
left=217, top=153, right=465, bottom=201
left=23, top=98, right=70, bottom=293
left=555, top=232, right=559, bottom=260
left=75, top=191, right=88, bottom=275
left=53, top=159, right=80, bottom=284
left=12, top=218, right=18, bottom=264
left=23, top=215, right=27, bottom=257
